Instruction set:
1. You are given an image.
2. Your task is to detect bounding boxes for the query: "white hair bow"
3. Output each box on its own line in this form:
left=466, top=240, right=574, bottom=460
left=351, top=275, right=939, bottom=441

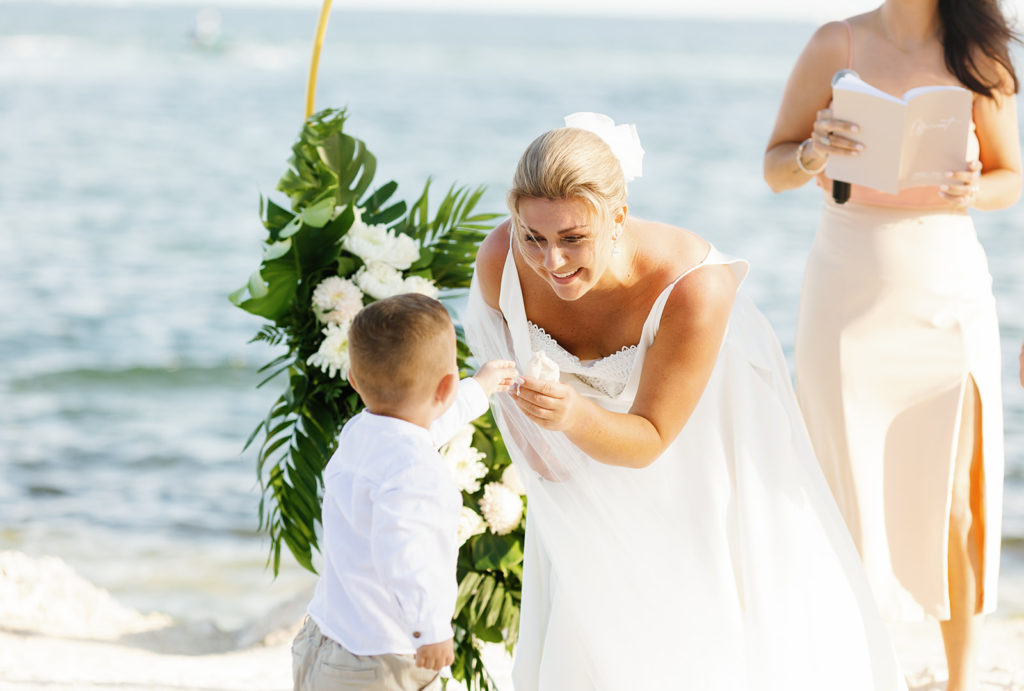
left=563, top=112, right=645, bottom=182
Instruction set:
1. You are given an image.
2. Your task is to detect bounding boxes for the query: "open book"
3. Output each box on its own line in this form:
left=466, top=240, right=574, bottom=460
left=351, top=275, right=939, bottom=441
left=825, top=72, right=972, bottom=195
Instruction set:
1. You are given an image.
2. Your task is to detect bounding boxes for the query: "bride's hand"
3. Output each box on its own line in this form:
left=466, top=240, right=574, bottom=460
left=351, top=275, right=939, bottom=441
left=511, top=376, right=580, bottom=431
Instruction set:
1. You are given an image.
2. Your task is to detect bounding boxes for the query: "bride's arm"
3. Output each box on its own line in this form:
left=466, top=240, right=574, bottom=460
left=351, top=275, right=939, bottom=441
left=511, top=263, right=736, bottom=469
left=473, top=220, right=510, bottom=308
left=474, top=221, right=568, bottom=480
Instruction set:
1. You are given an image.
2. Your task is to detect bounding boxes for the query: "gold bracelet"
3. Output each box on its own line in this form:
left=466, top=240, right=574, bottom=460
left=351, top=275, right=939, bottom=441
left=796, top=138, right=827, bottom=175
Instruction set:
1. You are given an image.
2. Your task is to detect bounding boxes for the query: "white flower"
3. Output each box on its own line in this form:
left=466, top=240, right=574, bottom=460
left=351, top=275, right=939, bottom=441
left=442, top=425, right=489, bottom=493
left=445, top=424, right=476, bottom=454
left=402, top=274, right=439, bottom=299
left=451, top=455, right=489, bottom=494
left=354, top=262, right=406, bottom=300
left=305, top=323, right=351, bottom=379
left=387, top=233, right=422, bottom=270
left=311, top=276, right=364, bottom=325
left=457, top=506, right=486, bottom=546
left=479, top=482, right=524, bottom=536
left=563, top=112, right=645, bottom=182
left=342, top=218, right=421, bottom=271
left=501, top=464, right=526, bottom=496
left=340, top=217, right=385, bottom=262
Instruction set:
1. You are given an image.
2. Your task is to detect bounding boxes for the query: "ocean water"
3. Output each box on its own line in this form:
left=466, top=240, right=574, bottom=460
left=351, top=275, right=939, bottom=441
left=1, top=2, right=1023, bottom=629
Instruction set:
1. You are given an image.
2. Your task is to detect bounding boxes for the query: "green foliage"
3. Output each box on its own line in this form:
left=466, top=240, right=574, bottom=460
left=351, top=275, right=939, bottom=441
left=232, top=108, right=521, bottom=690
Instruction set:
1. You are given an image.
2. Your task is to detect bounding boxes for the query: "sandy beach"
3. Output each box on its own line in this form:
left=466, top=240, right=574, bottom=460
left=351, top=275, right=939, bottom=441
left=1, top=551, right=1021, bottom=691
left=0, top=551, right=512, bottom=691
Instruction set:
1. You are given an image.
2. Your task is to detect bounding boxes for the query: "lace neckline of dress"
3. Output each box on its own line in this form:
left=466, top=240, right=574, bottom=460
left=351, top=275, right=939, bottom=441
left=527, top=320, right=639, bottom=398
left=517, top=245, right=719, bottom=399
left=527, top=320, right=639, bottom=364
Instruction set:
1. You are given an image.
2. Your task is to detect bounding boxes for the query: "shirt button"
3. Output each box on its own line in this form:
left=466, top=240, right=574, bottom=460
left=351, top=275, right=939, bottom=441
left=413, top=631, right=421, bottom=639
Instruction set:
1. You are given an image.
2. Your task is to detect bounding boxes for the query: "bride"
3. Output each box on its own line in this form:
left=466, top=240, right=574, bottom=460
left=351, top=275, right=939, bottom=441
left=463, top=113, right=908, bottom=690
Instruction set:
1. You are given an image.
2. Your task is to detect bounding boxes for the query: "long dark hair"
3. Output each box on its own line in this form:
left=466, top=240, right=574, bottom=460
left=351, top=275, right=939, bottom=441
left=941, top=0, right=1020, bottom=97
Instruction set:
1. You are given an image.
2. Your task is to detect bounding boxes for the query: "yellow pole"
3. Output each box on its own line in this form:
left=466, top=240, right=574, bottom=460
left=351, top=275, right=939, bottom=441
left=305, top=0, right=334, bottom=119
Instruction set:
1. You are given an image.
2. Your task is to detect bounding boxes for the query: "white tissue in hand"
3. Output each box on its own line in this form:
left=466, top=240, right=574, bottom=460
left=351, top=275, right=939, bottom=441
left=527, top=351, right=560, bottom=382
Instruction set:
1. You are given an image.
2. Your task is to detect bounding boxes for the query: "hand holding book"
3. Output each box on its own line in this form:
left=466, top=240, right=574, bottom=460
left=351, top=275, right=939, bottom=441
left=939, top=159, right=982, bottom=208
left=824, top=69, right=862, bottom=203
left=801, top=72, right=863, bottom=204
left=823, top=72, right=973, bottom=195
left=806, top=70, right=865, bottom=165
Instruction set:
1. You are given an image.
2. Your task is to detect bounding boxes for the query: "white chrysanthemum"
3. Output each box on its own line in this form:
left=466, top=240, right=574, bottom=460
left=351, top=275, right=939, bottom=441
left=387, top=232, right=422, bottom=270
left=402, top=274, right=439, bottom=299
left=305, top=323, right=351, bottom=379
left=442, top=425, right=488, bottom=493
left=501, top=464, right=526, bottom=496
left=450, top=457, right=488, bottom=494
left=457, top=506, right=486, bottom=546
left=445, top=424, right=475, bottom=453
left=354, top=262, right=406, bottom=300
left=479, top=482, right=524, bottom=536
left=342, top=219, right=420, bottom=271
left=311, top=276, right=364, bottom=325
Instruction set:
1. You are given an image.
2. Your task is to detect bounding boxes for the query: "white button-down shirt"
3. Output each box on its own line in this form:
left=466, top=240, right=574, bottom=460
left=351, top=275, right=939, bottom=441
left=308, top=378, right=489, bottom=655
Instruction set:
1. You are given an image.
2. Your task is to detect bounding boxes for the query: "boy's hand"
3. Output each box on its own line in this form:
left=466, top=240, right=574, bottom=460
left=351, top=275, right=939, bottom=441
left=473, top=359, right=518, bottom=397
left=415, top=638, right=454, bottom=671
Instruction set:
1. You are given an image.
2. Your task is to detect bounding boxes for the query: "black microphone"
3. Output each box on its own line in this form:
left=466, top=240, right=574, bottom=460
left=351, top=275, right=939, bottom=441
left=830, top=69, right=858, bottom=205
left=832, top=181, right=851, bottom=204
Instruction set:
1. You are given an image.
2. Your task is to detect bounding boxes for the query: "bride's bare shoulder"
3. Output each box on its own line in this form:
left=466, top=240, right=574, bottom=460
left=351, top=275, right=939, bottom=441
left=633, top=219, right=710, bottom=275
left=476, top=219, right=512, bottom=309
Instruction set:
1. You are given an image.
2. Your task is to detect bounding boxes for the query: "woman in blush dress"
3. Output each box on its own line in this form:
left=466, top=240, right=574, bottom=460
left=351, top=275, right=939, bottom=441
left=763, top=2, right=1021, bottom=689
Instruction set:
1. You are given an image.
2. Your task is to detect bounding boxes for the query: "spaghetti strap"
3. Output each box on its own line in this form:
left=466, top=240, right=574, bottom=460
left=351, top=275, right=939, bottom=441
left=842, top=20, right=854, bottom=70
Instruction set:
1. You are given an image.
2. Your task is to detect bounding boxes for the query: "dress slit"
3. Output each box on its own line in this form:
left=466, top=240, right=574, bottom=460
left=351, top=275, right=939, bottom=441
left=945, top=374, right=987, bottom=616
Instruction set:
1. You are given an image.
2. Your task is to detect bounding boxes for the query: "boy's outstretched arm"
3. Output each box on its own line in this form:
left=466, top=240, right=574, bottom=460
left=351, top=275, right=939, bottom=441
left=429, top=360, right=517, bottom=447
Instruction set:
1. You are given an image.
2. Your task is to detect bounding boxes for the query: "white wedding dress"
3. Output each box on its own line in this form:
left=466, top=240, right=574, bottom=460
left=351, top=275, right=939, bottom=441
left=463, top=242, right=907, bottom=691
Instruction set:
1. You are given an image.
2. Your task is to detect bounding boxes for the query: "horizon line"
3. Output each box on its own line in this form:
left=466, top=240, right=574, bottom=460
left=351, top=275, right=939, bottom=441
left=0, top=0, right=875, bottom=25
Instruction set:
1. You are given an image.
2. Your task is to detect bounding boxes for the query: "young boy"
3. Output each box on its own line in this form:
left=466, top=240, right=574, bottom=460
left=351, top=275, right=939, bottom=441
left=292, top=293, right=517, bottom=691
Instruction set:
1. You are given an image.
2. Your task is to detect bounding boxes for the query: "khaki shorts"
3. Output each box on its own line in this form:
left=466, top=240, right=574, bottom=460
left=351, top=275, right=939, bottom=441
left=291, top=617, right=441, bottom=691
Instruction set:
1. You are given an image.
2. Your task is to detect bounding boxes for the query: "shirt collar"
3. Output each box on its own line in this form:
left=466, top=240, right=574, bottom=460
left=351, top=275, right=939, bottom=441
left=360, top=410, right=434, bottom=445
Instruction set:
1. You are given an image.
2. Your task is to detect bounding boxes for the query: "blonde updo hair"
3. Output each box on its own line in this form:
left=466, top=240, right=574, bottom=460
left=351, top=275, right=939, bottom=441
left=507, top=127, right=628, bottom=226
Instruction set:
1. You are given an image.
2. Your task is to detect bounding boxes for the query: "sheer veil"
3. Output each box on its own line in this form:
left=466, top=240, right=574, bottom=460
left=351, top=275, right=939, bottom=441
left=462, top=245, right=907, bottom=690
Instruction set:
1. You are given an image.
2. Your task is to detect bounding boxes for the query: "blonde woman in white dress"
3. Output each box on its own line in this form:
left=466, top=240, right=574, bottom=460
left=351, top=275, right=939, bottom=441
left=464, top=114, right=906, bottom=690
left=763, top=2, right=1021, bottom=689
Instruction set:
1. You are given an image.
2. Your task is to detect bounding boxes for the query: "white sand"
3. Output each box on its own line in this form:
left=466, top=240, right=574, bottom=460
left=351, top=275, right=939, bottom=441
left=0, top=551, right=512, bottom=691
left=0, top=551, right=1020, bottom=690
left=891, top=620, right=1024, bottom=690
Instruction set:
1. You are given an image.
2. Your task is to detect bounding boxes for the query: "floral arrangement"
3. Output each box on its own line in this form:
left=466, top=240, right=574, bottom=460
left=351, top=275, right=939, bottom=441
left=230, top=109, right=524, bottom=689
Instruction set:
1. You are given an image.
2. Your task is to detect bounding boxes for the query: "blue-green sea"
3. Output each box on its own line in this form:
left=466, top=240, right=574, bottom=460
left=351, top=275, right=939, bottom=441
left=1, top=2, right=1022, bottom=627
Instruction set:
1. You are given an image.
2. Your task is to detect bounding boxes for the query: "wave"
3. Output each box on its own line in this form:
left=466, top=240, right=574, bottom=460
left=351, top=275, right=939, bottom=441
left=0, top=34, right=85, bottom=58
left=7, top=361, right=274, bottom=392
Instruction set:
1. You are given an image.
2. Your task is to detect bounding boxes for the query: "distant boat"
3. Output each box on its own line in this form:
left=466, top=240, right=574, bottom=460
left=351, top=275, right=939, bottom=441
left=190, top=8, right=223, bottom=51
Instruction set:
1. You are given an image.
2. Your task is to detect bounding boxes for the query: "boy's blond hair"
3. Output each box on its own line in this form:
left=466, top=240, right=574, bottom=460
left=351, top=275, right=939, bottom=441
left=348, top=293, right=455, bottom=407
